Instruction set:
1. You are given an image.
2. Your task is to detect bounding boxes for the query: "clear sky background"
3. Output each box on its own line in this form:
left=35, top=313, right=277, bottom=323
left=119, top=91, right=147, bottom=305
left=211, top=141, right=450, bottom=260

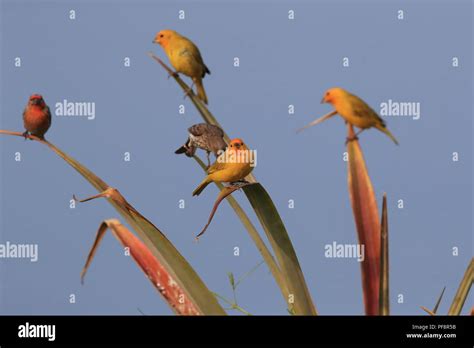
left=0, top=0, right=472, bottom=315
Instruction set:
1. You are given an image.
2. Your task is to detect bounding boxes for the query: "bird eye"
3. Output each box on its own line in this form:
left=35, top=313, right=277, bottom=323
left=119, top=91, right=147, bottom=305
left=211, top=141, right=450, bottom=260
left=159, top=34, right=164, bottom=38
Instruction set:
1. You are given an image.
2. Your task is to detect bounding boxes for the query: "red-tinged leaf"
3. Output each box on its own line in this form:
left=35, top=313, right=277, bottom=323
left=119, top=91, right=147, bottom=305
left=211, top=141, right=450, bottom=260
left=82, top=219, right=201, bottom=315
left=196, top=184, right=251, bottom=240
left=0, top=130, right=226, bottom=315
left=347, top=124, right=381, bottom=315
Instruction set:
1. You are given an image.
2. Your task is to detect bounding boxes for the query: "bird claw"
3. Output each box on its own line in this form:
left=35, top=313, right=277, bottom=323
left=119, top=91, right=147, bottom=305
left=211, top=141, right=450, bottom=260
left=168, top=71, right=179, bottom=79
left=345, top=135, right=358, bottom=145
left=228, top=180, right=250, bottom=189
left=183, top=87, right=194, bottom=100
left=22, top=131, right=31, bottom=141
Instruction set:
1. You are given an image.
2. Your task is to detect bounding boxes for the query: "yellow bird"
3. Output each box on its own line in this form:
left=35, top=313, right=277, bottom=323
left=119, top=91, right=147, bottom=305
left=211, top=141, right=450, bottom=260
left=321, top=87, right=399, bottom=145
left=193, top=138, right=254, bottom=196
left=153, top=29, right=210, bottom=104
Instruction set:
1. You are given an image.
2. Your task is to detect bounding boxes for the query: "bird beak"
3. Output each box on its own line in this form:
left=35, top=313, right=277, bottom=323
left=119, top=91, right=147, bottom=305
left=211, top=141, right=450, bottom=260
left=320, top=97, right=326, bottom=104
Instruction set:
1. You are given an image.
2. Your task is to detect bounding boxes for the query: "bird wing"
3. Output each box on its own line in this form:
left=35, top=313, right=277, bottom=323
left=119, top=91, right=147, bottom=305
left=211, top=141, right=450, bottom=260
left=45, top=106, right=52, bottom=122
left=207, top=160, right=227, bottom=174
left=188, top=123, right=224, bottom=138
left=349, top=95, right=385, bottom=126
left=188, top=123, right=209, bottom=136
left=207, top=124, right=224, bottom=137
left=179, top=45, right=210, bottom=77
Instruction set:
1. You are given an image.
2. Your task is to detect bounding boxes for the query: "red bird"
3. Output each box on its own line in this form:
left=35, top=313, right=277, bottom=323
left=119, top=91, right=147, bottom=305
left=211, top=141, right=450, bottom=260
left=23, top=94, right=51, bottom=139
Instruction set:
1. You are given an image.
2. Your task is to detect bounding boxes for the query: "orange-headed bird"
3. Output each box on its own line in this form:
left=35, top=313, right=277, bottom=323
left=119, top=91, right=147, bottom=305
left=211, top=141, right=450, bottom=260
left=153, top=29, right=211, bottom=104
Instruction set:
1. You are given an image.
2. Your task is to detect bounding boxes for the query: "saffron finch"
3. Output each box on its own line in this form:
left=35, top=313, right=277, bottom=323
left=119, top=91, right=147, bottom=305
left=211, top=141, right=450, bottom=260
left=321, top=87, right=399, bottom=145
left=192, top=138, right=254, bottom=196
left=153, top=29, right=211, bottom=104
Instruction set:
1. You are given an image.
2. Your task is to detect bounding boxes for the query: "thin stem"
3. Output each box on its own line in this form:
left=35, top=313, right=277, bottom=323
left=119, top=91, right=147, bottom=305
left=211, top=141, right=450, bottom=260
left=235, top=260, right=265, bottom=288
left=212, top=292, right=252, bottom=316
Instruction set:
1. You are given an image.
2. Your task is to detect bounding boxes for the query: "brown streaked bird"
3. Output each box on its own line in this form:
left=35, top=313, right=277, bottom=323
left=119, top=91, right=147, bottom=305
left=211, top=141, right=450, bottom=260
left=175, top=123, right=227, bottom=166
left=153, top=29, right=211, bottom=104
left=23, top=94, right=52, bottom=139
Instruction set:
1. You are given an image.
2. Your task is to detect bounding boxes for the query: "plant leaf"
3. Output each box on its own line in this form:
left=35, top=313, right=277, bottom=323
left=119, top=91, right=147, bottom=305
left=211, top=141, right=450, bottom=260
left=433, top=286, right=446, bottom=314
left=0, top=131, right=226, bottom=315
left=296, top=110, right=338, bottom=133
left=192, top=156, right=289, bottom=301
left=82, top=219, right=201, bottom=315
left=242, top=183, right=317, bottom=315
left=149, top=57, right=312, bottom=313
left=448, top=258, right=473, bottom=315
left=420, top=306, right=436, bottom=316
left=196, top=183, right=252, bottom=239
left=379, top=193, right=389, bottom=315
left=346, top=124, right=381, bottom=315
left=227, top=272, right=236, bottom=290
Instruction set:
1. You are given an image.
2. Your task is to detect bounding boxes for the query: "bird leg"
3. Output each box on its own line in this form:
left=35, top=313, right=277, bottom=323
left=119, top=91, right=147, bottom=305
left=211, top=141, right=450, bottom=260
left=229, top=180, right=250, bottom=187
left=345, top=129, right=365, bottom=145
left=22, top=131, right=31, bottom=141
left=183, top=81, right=195, bottom=100
left=206, top=151, right=211, bottom=168
left=168, top=70, right=179, bottom=79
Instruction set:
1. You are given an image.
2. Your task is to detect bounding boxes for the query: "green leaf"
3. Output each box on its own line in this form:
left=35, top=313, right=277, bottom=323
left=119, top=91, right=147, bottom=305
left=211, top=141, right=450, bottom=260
left=192, top=156, right=289, bottom=303
left=150, top=56, right=314, bottom=314
left=227, top=272, right=236, bottom=290
left=242, top=183, right=317, bottom=315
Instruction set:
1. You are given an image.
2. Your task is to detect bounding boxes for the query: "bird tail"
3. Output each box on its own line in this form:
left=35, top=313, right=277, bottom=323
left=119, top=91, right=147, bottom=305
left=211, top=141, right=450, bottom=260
left=375, top=124, right=399, bottom=145
left=175, top=139, right=195, bottom=157
left=175, top=145, right=187, bottom=154
left=195, top=78, right=208, bottom=105
left=192, top=177, right=211, bottom=196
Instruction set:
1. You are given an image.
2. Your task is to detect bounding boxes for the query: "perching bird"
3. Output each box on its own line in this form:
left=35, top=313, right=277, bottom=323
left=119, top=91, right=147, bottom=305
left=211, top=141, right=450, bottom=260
left=23, top=94, right=51, bottom=139
left=321, top=87, right=399, bottom=145
left=175, top=123, right=227, bottom=166
left=192, top=138, right=254, bottom=196
left=153, top=29, right=211, bottom=104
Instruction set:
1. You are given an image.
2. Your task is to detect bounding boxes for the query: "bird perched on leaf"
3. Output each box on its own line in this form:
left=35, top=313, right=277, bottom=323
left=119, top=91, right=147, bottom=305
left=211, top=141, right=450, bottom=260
left=153, top=29, right=211, bottom=104
left=23, top=94, right=51, bottom=139
left=321, top=87, right=399, bottom=145
left=175, top=123, right=227, bottom=166
left=192, top=138, right=254, bottom=196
